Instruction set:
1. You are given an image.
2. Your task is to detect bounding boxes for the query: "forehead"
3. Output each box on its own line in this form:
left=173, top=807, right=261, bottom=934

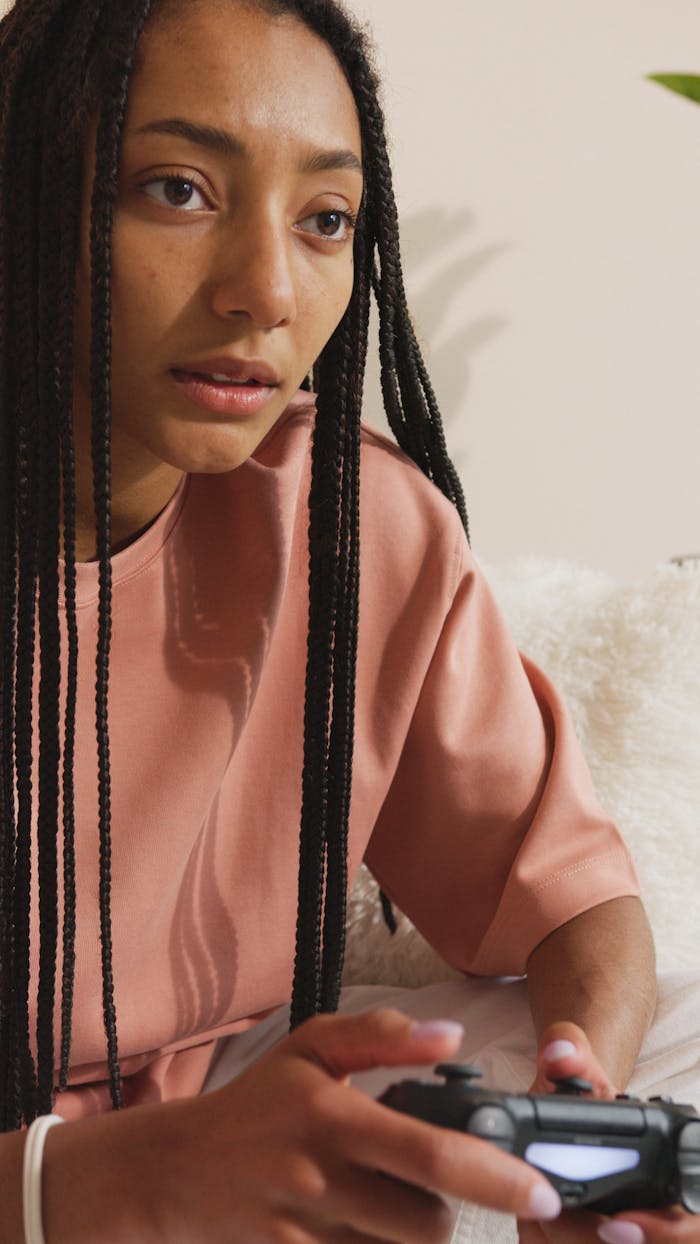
left=127, top=1, right=362, bottom=160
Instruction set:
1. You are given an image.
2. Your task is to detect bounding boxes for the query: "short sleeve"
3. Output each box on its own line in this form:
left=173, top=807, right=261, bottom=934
left=362, top=536, right=641, bottom=978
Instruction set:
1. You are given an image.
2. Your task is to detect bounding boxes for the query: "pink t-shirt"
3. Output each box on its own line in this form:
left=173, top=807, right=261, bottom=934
left=41, top=401, right=639, bottom=1117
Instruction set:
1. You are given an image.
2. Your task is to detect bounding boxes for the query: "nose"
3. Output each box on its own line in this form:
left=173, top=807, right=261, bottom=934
left=207, top=213, right=297, bottom=329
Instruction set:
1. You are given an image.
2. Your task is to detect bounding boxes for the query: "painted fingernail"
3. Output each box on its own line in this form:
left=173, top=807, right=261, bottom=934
left=411, top=1020, right=464, bottom=1041
left=528, top=1182, right=562, bottom=1220
left=598, top=1223, right=645, bottom=1244
left=542, top=1039, right=577, bottom=1062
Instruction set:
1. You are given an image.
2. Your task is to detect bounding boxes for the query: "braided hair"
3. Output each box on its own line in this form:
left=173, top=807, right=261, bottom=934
left=0, top=0, right=468, bottom=1130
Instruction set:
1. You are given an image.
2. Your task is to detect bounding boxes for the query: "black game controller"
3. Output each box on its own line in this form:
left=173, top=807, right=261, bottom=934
left=377, top=1064, right=700, bottom=1214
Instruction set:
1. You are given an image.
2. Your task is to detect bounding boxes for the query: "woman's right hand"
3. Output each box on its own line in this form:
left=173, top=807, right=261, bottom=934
left=43, top=1007, right=563, bottom=1242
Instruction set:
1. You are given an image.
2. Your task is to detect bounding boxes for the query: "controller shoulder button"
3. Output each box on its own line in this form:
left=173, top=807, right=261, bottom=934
left=649, top=1095, right=675, bottom=1104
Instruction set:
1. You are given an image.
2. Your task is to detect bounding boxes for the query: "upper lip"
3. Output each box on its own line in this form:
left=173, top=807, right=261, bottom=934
left=172, top=356, right=281, bottom=386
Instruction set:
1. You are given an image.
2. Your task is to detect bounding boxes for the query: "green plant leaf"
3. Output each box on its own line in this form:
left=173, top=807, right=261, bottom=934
left=647, top=73, right=700, bottom=106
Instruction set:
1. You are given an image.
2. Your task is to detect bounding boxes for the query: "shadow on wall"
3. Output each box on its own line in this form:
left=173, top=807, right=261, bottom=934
left=364, top=205, right=512, bottom=443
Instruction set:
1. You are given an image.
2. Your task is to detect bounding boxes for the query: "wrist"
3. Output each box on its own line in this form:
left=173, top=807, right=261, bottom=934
left=0, top=1131, right=28, bottom=1244
left=42, top=1109, right=149, bottom=1244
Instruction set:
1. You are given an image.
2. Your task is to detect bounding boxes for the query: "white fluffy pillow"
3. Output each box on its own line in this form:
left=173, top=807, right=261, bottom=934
left=343, top=559, right=700, bottom=986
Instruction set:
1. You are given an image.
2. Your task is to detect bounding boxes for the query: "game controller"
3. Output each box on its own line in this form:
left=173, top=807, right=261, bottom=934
left=377, top=1063, right=700, bottom=1214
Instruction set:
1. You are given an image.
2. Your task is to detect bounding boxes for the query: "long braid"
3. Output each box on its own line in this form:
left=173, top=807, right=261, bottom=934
left=0, top=0, right=152, bottom=1125
left=87, top=0, right=155, bottom=1111
left=0, top=20, right=19, bottom=1131
left=39, top=0, right=110, bottom=1097
left=35, top=82, right=66, bottom=1118
left=290, top=313, right=348, bottom=1026
left=52, top=0, right=112, bottom=1094
left=319, top=220, right=371, bottom=1013
left=2, top=0, right=76, bottom=1125
left=9, top=51, right=46, bottom=1125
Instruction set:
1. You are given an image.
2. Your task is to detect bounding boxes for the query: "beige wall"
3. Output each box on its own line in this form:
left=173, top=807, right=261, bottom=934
left=3, top=0, right=698, bottom=577
left=351, top=0, right=700, bottom=579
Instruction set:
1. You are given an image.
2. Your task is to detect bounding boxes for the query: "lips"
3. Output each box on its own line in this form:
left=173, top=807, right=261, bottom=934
left=169, top=354, right=282, bottom=417
left=171, top=356, right=280, bottom=387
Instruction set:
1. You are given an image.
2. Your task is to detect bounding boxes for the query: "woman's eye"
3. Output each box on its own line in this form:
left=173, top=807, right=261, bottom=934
left=141, top=177, right=209, bottom=211
left=298, top=210, right=356, bottom=242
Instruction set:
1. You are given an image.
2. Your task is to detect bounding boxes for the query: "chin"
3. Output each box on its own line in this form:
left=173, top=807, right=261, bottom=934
left=166, top=445, right=258, bottom=474
left=153, top=426, right=270, bottom=474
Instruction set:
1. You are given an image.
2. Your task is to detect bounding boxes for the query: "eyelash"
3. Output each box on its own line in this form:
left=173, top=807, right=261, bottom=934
left=138, top=173, right=211, bottom=212
left=137, top=174, right=358, bottom=243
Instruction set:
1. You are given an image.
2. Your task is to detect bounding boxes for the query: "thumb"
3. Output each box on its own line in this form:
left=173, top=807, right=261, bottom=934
left=535, top=1021, right=616, bottom=1096
left=288, top=1008, right=464, bottom=1081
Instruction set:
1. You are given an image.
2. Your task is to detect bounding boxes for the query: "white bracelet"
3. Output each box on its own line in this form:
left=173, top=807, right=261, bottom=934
left=22, top=1115, right=65, bottom=1244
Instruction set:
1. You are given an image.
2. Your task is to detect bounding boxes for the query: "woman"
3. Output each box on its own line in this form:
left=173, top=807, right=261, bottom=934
left=0, top=0, right=681, bottom=1240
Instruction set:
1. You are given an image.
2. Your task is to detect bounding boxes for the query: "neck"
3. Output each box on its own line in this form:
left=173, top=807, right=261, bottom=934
left=69, top=408, right=184, bottom=563
left=71, top=464, right=185, bottom=562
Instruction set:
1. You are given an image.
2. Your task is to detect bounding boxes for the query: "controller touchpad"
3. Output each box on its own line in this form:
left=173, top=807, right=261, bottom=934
left=525, top=1143, right=641, bottom=1180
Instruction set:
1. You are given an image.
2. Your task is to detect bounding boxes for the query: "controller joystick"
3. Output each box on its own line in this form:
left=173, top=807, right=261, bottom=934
left=377, top=1064, right=700, bottom=1214
left=435, top=1064, right=483, bottom=1083
left=551, top=1075, right=593, bottom=1096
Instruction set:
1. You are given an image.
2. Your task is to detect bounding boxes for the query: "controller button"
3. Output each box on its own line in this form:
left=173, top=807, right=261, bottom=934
left=678, top=1126, right=700, bottom=1215
left=649, top=1095, right=674, bottom=1104
left=552, top=1076, right=593, bottom=1096
left=435, top=1064, right=484, bottom=1082
left=615, top=1094, right=632, bottom=1101
left=679, top=1121, right=700, bottom=1153
left=467, top=1105, right=516, bottom=1142
left=558, top=1182, right=587, bottom=1206
left=535, top=1099, right=645, bottom=1135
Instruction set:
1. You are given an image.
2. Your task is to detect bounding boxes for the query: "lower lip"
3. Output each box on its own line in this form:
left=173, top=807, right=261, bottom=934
left=171, top=370, right=278, bottom=416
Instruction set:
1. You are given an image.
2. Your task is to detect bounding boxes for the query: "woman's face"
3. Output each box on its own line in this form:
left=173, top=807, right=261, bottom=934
left=74, top=0, right=364, bottom=476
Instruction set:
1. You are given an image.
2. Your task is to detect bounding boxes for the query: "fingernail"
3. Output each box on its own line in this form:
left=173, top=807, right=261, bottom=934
left=598, top=1223, right=645, bottom=1244
left=411, top=1020, right=464, bottom=1042
left=542, top=1039, right=577, bottom=1063
left=528, top=1182, right=562, bottom=1221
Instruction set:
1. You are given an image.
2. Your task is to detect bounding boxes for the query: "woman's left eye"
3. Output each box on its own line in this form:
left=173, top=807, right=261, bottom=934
left=297, top=210, right=356, bottom=242
left=141, top=177, right=210, bottom=211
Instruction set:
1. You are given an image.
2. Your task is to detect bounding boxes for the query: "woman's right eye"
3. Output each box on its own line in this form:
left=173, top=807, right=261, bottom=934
left=140, top=176, right=210, bottom=211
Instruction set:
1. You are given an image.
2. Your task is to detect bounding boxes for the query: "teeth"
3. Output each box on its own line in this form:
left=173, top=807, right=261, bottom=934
left=203, top=373, right=260, bottom=385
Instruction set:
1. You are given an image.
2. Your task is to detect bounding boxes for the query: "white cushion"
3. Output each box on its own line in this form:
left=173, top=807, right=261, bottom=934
left=344, top=558, right=700, bottom=984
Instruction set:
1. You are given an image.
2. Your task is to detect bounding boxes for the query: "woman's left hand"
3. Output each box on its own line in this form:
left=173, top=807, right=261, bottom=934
left=517, top=1022, right=700, bottom=1244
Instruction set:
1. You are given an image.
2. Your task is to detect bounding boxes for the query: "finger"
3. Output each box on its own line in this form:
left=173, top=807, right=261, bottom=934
left=312, top=1161, right=454, bottom=1244
left=598, top=1206, right=699, bottom=1242
left=536, top=1023, right=617, bottom=1097
left=519, top=1221, right=549, bottom=1243
left=331, top=1092, right=562, bottom=1223
left=266, top=1215, right=396, bottom=1244
left=519, top=1208, right=606, bottom=1243
left=289, top=1008, right=465, bottom=1081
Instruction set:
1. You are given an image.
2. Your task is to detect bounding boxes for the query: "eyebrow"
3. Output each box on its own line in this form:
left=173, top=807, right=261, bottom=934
left=134, top=118, right=363, bottom=176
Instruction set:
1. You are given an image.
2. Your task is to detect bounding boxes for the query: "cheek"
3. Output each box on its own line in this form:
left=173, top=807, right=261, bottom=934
left=112, top=262, right=162, bottom=330
left=308, top=255, right=356, bottom=346
left=110, top=224, right=186, bottom=344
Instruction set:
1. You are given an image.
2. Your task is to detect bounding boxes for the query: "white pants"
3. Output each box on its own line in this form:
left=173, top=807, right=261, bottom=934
left=203, top=972, right=700, bottom=1244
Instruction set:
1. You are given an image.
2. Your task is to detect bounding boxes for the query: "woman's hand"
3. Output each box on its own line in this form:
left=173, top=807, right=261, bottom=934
left=43, top=1008, right=564, bottom=1243
left=518, top=1023, right=700, bottom=1244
